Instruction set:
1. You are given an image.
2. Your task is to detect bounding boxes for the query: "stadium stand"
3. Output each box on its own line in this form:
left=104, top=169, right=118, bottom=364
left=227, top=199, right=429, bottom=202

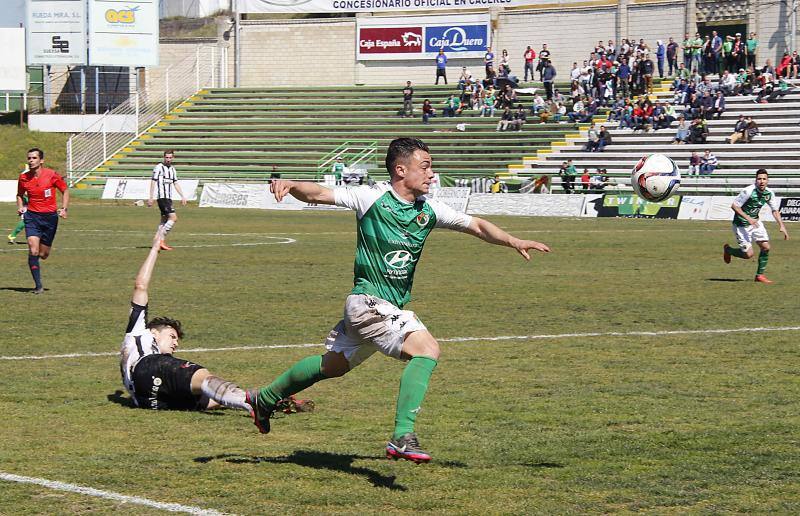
left=90, top=84, right=583, bottom=185
left=515, top=79, right=800, bottom=195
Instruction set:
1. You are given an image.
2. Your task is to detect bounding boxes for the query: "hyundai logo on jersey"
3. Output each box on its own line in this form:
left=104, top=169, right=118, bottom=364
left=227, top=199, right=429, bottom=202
left=425, top=25, right=487, bottom=53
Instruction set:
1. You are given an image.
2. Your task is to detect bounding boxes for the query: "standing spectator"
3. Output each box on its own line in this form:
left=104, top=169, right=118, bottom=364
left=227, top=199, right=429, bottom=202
left=731, top=33, right=746, bottom=72
left=537, top=43, right=551, bottom=81
left=581, top=168, right=591, bottom=190
left=523, top=45, right=536, bottom=81
left=559, top=160, right=577, bottom=192
left=458, top=66, right=472, bottom=90
left=542, top=60, right=557, bottom=100
left=435, top=49, right=447, bottom=85
left=402, top=81, right=414, bottom=117
left=484, top=46, right=495, bottom=78
left=570, top=62, right=581, bottom=82
left=667, top=37, right=679, bottom=76
left=149, top=150, right=187, bottom=251
left=500, top=49, right=511, bottom=75
left=617, top=58, right=631, bottom=98
left=656, top=40, right=666, bottom=78
left=722, top=35, right=735, bottom=73
left=331, top=157, right=346, bottom=184
left=711, top=31, right=723, bottom=74
left=691, top=32, right=703, bottom=74
left=682, top=33, right=693, bottom=70
left=688, top=151, right=702, bottom=176
left=700, top=150, right=718, bottom=175
left=641, top=53, right=655, bottom=93
left=16, top=148, right=69, bottom=294
left=421, top=99, right=435, bottom=124
left=746, top=32, right=758, bottom=69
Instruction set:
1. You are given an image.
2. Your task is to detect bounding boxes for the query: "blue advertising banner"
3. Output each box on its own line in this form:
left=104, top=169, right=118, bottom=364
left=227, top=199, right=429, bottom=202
left=425, top=25, right=488, bottom=53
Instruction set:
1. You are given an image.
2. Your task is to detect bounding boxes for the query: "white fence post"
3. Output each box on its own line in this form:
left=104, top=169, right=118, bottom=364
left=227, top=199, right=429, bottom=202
left=67, top=137, right=73, bottom=184
left=165, top=70, right=170, bottom=113
left=135, top=91, right=140, bottom=131
left=102, top=118, right=107, bottom=162
left=196, top=46, right=200, bottom=91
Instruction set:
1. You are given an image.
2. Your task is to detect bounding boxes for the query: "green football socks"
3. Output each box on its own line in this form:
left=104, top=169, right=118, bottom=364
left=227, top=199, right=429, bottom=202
left=257, top=355, right=326, bottom=408
left=393, top=356, right=438, bottom=439
left=10, top=218, right=24, bottom=238
left=757, top=249, right=769, bottom=274
left=727, top=245, right=747, bottom=259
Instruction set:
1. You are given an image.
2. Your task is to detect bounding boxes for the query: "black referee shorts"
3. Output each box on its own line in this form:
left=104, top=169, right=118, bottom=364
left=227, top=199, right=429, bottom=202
left=132, top=354, right=205, bottom=410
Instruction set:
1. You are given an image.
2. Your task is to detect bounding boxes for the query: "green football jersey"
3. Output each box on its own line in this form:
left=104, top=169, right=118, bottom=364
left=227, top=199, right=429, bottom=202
left=732, top=184, right=779, bottom=227
left=335, top=183, right=472, bottom=308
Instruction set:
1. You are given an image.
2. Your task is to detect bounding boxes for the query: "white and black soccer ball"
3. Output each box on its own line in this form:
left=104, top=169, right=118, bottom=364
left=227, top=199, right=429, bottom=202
left=631, top=154, right=681, bottom=203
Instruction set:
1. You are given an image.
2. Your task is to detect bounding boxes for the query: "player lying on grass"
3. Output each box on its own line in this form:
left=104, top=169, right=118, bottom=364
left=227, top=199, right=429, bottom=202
left=120, top=228, right=313, bottom=414
left=722, top=169, right=789, bottom=284
left=247, top=137, right=551, bottom=463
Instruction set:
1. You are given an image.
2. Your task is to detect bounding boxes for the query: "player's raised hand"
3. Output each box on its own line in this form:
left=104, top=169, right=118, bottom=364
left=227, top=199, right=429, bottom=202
left=513, top=239, right=551, bottom=261
left=270, top=180, right=293, bottom=202
left=780, top=225, right=790, bottom=240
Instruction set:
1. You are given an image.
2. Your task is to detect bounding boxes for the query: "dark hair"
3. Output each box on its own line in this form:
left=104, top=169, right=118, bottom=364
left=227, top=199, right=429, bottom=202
left=385, top=138, right=429, bottom=177
left=163, top=150, right=175, bottom=157
left=756, top=168, right=769, bottom=177
left=27, top=148, right=44, bottom=159
left=147, top=316, right=184, bottom=339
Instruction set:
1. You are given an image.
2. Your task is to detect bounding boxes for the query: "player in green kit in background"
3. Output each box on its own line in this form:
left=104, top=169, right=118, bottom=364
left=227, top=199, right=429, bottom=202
left=247, top=138, right=551, bottom=463
left=723, top=169, right=789, bottom=283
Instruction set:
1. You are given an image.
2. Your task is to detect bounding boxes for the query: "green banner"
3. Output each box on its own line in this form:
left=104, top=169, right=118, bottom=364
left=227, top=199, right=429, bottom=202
left=598, top=194, right=681, bottom=218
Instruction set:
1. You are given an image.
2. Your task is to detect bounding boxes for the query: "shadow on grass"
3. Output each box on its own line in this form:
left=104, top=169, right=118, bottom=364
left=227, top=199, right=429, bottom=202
left=193, top=450, right=453, bottom=490
left=0, top=286, right=41, bottom=293
left=517, top=461, right=564, bottom=469
left=706, top=278, right=746, bottom=282
left=107, top=390, right=137, bottom=408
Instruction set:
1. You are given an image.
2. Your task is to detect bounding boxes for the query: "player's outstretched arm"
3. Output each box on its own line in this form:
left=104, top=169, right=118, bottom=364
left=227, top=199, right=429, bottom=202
left=270, top=179, right=335, bottom=205
left=131, top=228, right=165, bottom=306
left=773, top=210, right=790, bottom=240
left=463, top=217, right=551, bottom=260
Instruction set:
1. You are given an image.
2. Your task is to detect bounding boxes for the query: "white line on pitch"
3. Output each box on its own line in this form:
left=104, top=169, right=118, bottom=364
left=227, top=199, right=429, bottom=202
left=1, top=326, right=798, bottom=362
left=0, top=472, right=231, bottom=515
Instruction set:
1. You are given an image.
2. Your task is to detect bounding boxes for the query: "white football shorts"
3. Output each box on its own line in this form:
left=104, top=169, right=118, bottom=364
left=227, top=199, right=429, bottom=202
left=325, top=294, right=427, bottom=368
left=732, top=222, right=769, bottom=251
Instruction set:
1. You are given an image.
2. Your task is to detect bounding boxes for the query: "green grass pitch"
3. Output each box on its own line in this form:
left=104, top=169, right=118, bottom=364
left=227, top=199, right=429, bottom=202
left=0, top=202, right=798, bottom=514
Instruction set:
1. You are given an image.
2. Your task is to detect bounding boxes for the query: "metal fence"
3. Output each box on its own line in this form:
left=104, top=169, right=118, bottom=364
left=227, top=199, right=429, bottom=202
left=68, top=45, right=227, bottom=185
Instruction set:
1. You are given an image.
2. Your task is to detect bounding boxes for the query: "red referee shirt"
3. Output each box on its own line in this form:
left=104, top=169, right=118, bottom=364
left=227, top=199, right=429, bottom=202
left=17, top=167, right=67, bottom=213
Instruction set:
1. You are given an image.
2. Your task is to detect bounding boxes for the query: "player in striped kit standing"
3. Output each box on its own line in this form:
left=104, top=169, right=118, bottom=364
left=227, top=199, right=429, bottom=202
left=147, top=151, right=187, bottom=251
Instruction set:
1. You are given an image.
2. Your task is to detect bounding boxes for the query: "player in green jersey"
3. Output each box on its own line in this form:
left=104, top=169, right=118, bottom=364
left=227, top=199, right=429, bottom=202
left=723, top=169, right=789, bottom=283
left=247, top=138, right=551, bottom=463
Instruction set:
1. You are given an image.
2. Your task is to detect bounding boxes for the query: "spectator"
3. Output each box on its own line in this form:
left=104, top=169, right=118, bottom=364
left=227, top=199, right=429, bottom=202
left=553, top=101, right=567, bottom=122
left=530, top=93, right=546, bottom=115
left=711, top=31, right=723, bottom=74
left=700, top=150, right=718, bottom=175
left=709, top=91, right=726, bottom=119
left=484, top=46, right=495, bottom=78
left=402, top=81, right=414, bottom=117
left=728, top=114, right=748, bottom=143
left=523, top=45, right=536, bottom=81
left=688, top=151, right=701, bottom=176
left=442, top=95, right=458, bottom=117
left=559, top=160, right=577, bottom=193
left=581, top=168, right=591, bottom=190
left=490, top=175, right=507, bottom=193
left=719, top=70, right=737, bottom=95
left=776, top=51, right=792, bottom=78
left=691, top=32, right=703, bottom=74
left=667, top=37, right=679, bottom=76
left=596, top=125, right=612, bottom=151
left=731, top=33, right=746, bottom=72
left=500, top=49, right=511, bottom=75
left=435, top=49, right=448, bottom=85
left=590, top=170, right=609, bottom=190
left=687, top=117, right=709, bottom=144
left=538, top=102, right=553, bottom=123
left=542, top=61, right=557, bottom=100
left=499, top=84, right=517, bottom=109
left=458, top=66, right=472, bottom=90
left=756, top=77, right=791, bottom=103
left=331, top=156, right=346, bottom=184
left=509, top=104, right=527, bottom=132
left=656, top=40, right=666, bottom=78
left=479, top=91, right=496, bottom=117
left=673, top=115, right=690, bottom=143
left=789, top=51, right=799, bottom=78
left=700, top=91, right=715, bottom=119
left=584, top=122, right=600, bottom=151
left=421, top=99, right=435, bottom=124
left=734, top=68, right=753, bottom=95
left=746, top=32, right=758, bottom=69
left=682, top=33, right=693, bottom=70
left=570, top=62, right=581, bottom=82
left=537, top=44, right=551, bottom=81
left=496, top=107, right=514, bottom=131
left=532, top=174, right=550, bottom=194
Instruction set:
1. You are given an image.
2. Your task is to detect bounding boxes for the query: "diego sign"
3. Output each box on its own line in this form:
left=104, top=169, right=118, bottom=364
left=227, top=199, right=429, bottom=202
left=778, top=198, right=800, bottom=221
left=357, top=14, right=489, bottom=61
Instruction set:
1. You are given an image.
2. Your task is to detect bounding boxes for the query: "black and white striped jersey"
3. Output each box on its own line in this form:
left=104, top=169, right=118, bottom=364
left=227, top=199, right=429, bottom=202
left=151, top=163, right=177, bottom=200
left=119, top=303, right=159, bottom=405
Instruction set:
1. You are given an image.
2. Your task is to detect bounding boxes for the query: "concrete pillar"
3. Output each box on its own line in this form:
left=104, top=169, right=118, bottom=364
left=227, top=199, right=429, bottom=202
left=617, top=0, right=629, bottom=44
left=685, top=0, right=697, bottom=36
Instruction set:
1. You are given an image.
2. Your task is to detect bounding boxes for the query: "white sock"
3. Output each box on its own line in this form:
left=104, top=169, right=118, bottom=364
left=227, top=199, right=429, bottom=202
left=201, top=376, right=251, bottom=411
left=163, top=220, right=175, bottom=234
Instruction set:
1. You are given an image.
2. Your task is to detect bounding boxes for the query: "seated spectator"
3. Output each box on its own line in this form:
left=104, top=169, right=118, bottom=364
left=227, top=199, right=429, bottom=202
left=570, top=81, right=584, bottom=102
left=580, top=168, right=591, bottom=190
left=583, top=122, right=600, bottom=151
left=589, top=171, right=609, bottom=190
left=461, top=82, right=473, bottom=107
left=735, top=68, right=753, bottom=96
left=442, top=95, right=460, bottom=117
left=421, top=99, right=436, bottom=124
left=490, top=175, right=508, bottom=193
left=699, top=150, right=718, bottom=175
left=673, top=115, right=690, bottom=143
left=728, top=114, right=748, bottom=143
left=687, top=117, right=709, bottom=144
left=458, top=67, right=473, bottom=90
left=567, top=98, right=585, bottom=122
left=596, top=125, right=612, bottom=151
left=496, top=107, right=515, bottom=131
left=776, top=52, right=792, bottom=78
left=688, top=151, right=701, bottom=176
left=532, top=175, right=550, bottom=194
left=673, top=78, right=690, bottom=104
left=708, top=91, right=726, bottom=119
left=530, top=93, right=546, bottom=115
left=509, top=104, right=527, bottom=131
left=499, top=84, right=518, bottom=108
left=480, top=92, right=496, bottom=116
left=699, top=91, right=715, bottom=119
left=538, top=102, right=553, bottom=123
left=756, top=78, right=791, bottom=103
left=617, top=102, right=634, bottom=129
left=553, top=101, right=567, bottom=123
left=606, top=96, right=626, bottom=122
left=719, top=70, right=737, bottom=96
left=790, top=50, right=800, bottom=79
left=652, top=101, right=674, bottom=130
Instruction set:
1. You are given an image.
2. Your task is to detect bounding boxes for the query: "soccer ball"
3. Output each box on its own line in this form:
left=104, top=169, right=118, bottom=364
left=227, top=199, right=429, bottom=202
left=631, top=154, right=681, bottom=203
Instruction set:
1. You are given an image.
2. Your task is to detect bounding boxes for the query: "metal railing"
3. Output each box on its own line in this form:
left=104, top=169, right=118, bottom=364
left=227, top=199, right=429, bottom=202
left=316, top=140, right=378, bottom=179
left=67, top=45, right=227, bottom=185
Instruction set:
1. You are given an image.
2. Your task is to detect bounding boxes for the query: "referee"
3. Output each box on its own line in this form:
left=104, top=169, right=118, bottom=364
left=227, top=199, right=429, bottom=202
left=147, top=150, right=187, bottom=251
left=16, top=148, right=69, bottom=294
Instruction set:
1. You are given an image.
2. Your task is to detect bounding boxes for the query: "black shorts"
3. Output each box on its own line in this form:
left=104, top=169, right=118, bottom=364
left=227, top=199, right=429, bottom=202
left=24, top=211, right=59, bottom=246
left=132, top=354, right=205, bottom=410
left=157, top=198, right=175, bottom=217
